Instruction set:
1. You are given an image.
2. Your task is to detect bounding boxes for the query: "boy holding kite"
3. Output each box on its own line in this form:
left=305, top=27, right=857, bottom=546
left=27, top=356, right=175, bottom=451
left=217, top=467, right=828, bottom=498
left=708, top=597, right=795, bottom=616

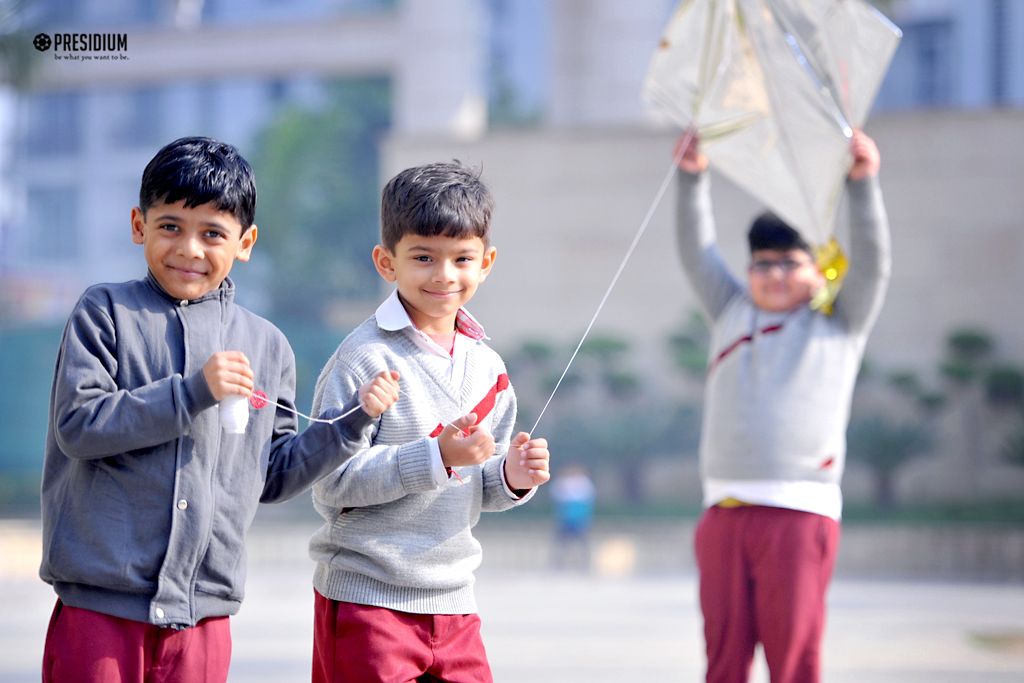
left=675, top=129, right=890, bottom=683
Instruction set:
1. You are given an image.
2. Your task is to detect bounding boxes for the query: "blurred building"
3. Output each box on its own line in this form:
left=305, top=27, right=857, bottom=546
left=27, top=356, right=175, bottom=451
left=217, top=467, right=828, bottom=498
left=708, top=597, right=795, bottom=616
left=0, top=1, right=1023, bottom=501
left=1, top=0, right=1022, bottom=362
left=2, top=0, right=1022, bottom=325
left=876, top=0, right=1024, bottom=109
left=0, top=0, right=491, bottom=320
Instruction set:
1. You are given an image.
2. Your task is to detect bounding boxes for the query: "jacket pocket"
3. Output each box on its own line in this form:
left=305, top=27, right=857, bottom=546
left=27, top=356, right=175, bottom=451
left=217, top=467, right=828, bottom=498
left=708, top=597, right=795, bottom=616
left=46, top=464, right=135, bottom=589
left=194, top=519, right=247, bottom=601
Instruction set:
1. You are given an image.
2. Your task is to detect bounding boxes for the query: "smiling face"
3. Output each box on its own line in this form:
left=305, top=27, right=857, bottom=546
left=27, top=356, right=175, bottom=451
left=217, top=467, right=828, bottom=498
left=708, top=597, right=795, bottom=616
left=372, top=233, right=496, bottom=335
left=747, top=248, right=825, bottom=312
left=131, top=199, right=257, bottom=301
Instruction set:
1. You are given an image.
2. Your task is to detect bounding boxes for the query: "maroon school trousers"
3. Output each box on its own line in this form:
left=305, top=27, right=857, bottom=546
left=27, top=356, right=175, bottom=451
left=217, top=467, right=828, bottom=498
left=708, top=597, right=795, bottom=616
left=42, top=600, right=231, bottom=683
left=694, top=505, right=840, bottom=683
left=312, top=590, right=493, bottom=683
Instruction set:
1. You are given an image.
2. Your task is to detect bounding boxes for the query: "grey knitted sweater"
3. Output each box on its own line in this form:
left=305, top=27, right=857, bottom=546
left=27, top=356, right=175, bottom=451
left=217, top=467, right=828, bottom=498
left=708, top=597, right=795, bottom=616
left=308, top=311, right=527, bottom=615
left=676, top=171, right=891, bottom=485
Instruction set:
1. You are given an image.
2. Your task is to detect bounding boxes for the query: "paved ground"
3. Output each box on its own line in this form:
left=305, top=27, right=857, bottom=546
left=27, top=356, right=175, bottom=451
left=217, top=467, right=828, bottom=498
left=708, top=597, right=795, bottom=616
left=3, top=519, right=1024, bottom=682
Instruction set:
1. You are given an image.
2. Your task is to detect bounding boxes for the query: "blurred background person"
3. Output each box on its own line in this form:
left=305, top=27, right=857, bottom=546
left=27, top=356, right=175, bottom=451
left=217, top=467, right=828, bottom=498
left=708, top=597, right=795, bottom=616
left=550, top=461, right=595, bottom=571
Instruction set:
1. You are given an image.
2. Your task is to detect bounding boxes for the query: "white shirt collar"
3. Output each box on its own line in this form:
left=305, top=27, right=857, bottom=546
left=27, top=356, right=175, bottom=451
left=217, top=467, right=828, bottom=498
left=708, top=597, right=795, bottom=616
left=375, top=289, right=415, bottom=332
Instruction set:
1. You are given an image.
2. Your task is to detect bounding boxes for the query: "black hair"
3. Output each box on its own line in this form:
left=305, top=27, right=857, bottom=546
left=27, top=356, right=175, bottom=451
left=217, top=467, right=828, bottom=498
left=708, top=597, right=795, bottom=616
left=379, top=161, right=493, bottom=251
left=139, top=136, right=257, bottom=231
left=747, top=211, right=811, bottom=254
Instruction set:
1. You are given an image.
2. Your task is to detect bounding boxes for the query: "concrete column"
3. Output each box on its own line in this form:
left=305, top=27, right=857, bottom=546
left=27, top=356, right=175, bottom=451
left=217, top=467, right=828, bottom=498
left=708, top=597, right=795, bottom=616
left=394, top=0, right=488, bottom=139
left=548, top=0, right=671, bottom=127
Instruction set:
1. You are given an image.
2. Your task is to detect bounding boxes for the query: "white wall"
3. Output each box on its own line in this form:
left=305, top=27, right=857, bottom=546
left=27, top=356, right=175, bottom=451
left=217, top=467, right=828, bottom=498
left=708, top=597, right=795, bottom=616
left=382, top=110, right=1024, bottom=376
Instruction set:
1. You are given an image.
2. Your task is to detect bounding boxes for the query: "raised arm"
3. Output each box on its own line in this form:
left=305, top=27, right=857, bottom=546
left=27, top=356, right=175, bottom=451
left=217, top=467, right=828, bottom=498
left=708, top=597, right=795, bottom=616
left=673, top=133, right=744, bottom=321
left=833, top=130, right=892, bottom=334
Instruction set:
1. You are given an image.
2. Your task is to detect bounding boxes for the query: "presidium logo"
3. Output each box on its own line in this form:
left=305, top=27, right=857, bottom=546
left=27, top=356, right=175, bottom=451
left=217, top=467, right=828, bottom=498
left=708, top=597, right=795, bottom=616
left=33, top=32, right=129, bottom=61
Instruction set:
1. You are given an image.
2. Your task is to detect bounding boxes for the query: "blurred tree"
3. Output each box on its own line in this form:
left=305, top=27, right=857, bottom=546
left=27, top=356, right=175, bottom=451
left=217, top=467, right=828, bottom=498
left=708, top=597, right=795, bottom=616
left=940, top=328, right=994, bottom=385
left=984, top=366, right=1024, bottom=408
left=0, top=1, right=36, bottom=88
left=578, top=334, right=641, bottom=400
left=548, top=402, right=701, bottom=504
left=1004, top=417, right=1024, bottom=468
left=847, top=416, right=932, bottom=508
left=851, top=326, right=1024, bottom=505
left=936, top=327, right=1024, bottom=494
left=578, top=334, right=629, bottom=360
left=849, top=354, right=939, bottom=508
left=505, top=330, right=701, bottom=504
left=885, top=369, right=947, bottom=414
left=990, top=368, right=1024, bottom=470
left=504, top=337, right=567, bottom=428
left=666, top=310, right=710, bottom=416
left=667, top=310, right=710, bottom=382
left=517, top=339, right=556, bottom=364
left=251, top=78, right=390, bottom=323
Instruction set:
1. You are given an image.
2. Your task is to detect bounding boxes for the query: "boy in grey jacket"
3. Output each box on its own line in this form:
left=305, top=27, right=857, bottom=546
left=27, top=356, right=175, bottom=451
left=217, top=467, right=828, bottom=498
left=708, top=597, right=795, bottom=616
left=309, top=161, right=551, bottom=682
left=40, top=137, right=399, bottom=683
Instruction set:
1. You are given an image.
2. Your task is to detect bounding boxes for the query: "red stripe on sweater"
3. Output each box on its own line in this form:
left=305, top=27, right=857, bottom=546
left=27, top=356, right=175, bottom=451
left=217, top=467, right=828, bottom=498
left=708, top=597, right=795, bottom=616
left=707, top=323, right=785, bottom=374
left=429, top=373, right=511, bottom=437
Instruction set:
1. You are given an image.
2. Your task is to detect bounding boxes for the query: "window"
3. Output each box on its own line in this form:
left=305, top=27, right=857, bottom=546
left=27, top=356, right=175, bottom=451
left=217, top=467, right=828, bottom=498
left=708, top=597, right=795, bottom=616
left=105, top=87, right=162, bottom=148
left=991, top=0, right=1008, bottom=104
left=22, top=92, right=82, bottom=156
left=910, top=20, right=953, bottom=106
left=24, top=186, right=80, bottom=262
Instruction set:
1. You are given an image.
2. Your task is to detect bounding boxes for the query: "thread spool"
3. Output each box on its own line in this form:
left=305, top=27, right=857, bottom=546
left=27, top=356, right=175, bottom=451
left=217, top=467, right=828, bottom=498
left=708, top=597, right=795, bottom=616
left=220, top=394, right=249, bottom=434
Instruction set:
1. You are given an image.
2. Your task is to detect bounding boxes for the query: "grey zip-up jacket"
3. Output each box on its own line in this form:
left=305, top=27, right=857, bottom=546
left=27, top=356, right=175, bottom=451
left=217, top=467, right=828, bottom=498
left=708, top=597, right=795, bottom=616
left=40, top=273, right=372, bottom=628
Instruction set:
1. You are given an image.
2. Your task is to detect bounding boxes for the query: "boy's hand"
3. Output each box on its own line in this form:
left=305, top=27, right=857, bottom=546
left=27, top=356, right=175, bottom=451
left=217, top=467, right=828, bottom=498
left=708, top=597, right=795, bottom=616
left=203, top=351, right=254, bottom=402
left=504, top=432, right=551, bottom=491
left=359, top=370, right=401, bottom=418
left=674, top=130, right=708, bottom=175
left=438, top=413, right=495, bottom=468
left=848, top=129, right=880, bottom=181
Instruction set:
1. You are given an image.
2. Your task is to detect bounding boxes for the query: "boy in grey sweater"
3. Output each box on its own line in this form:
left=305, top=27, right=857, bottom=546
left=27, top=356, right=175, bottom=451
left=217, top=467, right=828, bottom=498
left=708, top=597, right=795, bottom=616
left=309, top=161, right=551, bottom=682
left=40, top=137, right=399, bottom=683
left=675, top=130, right=890, bottom=683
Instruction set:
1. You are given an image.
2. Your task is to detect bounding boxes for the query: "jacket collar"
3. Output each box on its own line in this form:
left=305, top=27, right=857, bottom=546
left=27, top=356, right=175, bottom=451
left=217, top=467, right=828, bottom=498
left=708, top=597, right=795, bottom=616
left=144, top=271, right=235, bottom=305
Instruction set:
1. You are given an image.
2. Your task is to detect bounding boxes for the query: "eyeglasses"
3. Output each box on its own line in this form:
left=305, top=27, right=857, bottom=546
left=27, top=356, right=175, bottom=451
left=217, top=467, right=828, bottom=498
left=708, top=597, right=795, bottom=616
left=749, top=258, right=812, bottom=274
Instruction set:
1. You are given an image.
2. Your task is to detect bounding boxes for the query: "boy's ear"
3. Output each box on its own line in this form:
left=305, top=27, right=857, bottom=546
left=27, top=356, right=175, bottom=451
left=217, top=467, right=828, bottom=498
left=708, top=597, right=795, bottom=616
left=234, top=224, right=258, bottom=262
left=478, top=246, right=497, bottom=281
left=372, top=244, right=397, bottom=282
left=130, top=207, right=146, bottom=244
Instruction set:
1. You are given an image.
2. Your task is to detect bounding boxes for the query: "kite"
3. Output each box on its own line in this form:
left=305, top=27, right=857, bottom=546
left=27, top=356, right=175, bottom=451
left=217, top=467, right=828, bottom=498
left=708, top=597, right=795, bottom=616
left=644, top=0, right=901, bottom=247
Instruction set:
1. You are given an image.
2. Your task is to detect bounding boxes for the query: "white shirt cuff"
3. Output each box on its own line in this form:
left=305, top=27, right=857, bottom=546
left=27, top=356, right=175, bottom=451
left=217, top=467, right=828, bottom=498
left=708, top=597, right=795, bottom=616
left=427, top=437, right=449, bottom=487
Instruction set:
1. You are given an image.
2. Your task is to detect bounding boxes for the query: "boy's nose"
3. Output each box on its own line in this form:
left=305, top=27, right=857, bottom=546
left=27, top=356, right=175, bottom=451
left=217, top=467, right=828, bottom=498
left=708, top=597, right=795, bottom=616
left=179, top=236, right=204, bottom=259
left=433, top=261, right=456, bottom=282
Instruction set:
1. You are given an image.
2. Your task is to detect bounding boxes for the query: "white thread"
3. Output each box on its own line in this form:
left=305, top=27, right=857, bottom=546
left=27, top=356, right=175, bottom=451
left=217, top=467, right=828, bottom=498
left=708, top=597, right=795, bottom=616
left=526, top=27, right=735, bottom=435
left=257, top=395, right=365, bottom=424
left=528, top=130, right=694, bottom=435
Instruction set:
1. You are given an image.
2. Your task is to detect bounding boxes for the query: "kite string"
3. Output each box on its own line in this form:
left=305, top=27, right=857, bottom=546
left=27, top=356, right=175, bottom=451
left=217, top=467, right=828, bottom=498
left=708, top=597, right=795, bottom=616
left=528, top=128, right=694, bottom=435
left=525, top=29, right=736, bottom=436
left=257, top=392, right=462, bottom=435
left=254, top=392, right=364, bottom=424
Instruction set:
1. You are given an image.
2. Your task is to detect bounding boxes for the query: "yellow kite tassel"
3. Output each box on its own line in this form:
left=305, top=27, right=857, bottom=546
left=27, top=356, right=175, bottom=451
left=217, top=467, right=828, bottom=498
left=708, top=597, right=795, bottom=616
left=809, top=237, right=848, bottom=316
